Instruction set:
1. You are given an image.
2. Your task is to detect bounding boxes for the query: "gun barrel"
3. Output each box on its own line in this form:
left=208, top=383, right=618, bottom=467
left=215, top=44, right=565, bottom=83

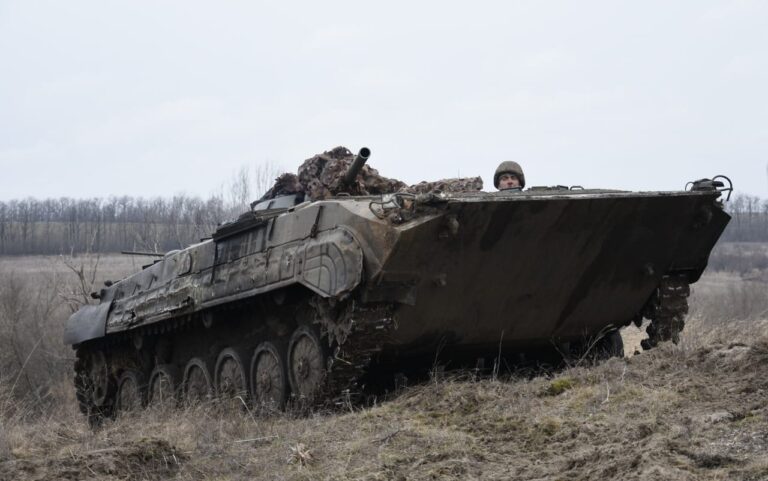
left=342, top=147, right=371, bottom=186
left=121, top=250, right=165, bottom=257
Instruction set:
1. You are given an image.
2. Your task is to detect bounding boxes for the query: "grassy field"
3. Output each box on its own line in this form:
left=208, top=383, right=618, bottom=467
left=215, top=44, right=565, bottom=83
left=1, top=253, right=767, bottom=480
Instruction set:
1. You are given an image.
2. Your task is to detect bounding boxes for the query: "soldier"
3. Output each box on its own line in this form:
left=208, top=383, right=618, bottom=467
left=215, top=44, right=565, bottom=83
left=494, top=161, right=526, bottom=191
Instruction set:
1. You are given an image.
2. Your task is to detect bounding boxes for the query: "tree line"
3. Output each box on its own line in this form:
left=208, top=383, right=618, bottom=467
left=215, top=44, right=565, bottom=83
left=0, top=192, right=765, bottom=256
left=720, top=194, right=768, bottom=242
left=0, top=195, right=239, bottom=255
left=0, top=163, right=279, bottom=256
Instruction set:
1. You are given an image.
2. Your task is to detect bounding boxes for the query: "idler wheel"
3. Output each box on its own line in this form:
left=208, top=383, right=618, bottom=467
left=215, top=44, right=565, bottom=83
left=182, top=357, right=213, bottom=405
left=250, top=341, right=289, bottom=410
left=287, top=326, right=328, bottom=401
left=115, top=370, right=147, bottom=413
left=215, top=347, right=250, bottom=405
left=148, top=364, right=180, bottom=408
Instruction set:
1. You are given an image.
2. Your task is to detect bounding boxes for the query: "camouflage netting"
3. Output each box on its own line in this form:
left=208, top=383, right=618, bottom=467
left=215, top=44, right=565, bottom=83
left=263, top=146, right=483, bottom=201
left=261, top=173, right=304, bottom=200
left=403, top=177, right=483, bottom=194
left=298, top=146, right=406, bottom=201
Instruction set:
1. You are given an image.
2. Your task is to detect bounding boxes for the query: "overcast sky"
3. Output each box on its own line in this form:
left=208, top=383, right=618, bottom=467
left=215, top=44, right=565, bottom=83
left=1, top=0, right=766, bottom=201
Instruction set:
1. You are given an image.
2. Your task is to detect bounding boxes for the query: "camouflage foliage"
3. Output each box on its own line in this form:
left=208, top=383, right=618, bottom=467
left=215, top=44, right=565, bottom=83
left=265, top=146, right=482, bottom=201
left=402, top=177, right=483, bottom=194
left=261, top=173, right=303, bottom=199
left=297, top=146, right=406, bottom=201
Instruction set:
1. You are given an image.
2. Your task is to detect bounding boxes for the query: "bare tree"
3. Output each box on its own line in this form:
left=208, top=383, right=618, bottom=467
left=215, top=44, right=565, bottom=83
left=58, top=231, right=102, bottom=313
left=253, top=160, right=283, bottom=199
left=0, top=159, right=289, bottom=256
left=228, top=166, right=252, bottom=216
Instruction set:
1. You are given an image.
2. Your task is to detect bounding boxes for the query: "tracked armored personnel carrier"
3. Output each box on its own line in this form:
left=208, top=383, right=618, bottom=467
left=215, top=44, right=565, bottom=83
left=64, top=148, right=731, bottom=421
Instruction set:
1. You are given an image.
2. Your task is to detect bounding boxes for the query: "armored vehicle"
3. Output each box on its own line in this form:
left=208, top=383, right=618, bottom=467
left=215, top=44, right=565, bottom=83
left=64, top=148, right=732, bottom=421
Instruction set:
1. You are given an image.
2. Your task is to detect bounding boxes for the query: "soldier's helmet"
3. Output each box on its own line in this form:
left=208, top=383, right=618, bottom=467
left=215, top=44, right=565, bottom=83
left=494, top=161, right=526, bottom=189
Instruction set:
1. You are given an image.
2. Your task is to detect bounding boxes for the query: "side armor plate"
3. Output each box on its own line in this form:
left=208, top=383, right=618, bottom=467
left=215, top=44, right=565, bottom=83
left=300, top=229, right=363, bottom=297
left=63, top=302, right=112, bottom=345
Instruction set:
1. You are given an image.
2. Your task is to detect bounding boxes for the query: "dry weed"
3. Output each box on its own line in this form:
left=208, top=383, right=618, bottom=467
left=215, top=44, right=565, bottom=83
left=0, top=424, right=9, bottom=462
left=287, top=442, right=314, bottom=468
left=1, top=256, right=768, bottom=480
left=1, top=330, right=767, bottom=480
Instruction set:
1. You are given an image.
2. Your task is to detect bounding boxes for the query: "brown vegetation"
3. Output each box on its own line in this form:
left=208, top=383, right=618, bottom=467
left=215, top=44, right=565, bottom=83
left=0, top=255, right=155, bottom=409
left=0, top=255, right=767, bottom=480
left=1, top=331, right=767, bottom=480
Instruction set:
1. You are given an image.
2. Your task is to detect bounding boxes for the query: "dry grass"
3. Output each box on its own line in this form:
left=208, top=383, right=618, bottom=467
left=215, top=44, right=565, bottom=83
left=1, top=254, right=767, bottom=480
left=621, top=271, right=768, bottom=356
left=0, top=254, right=154, bottom=281
left=0, top=254, right=156, bottom=410
left=2, top=334, right=768, bottom=480
left=708, top=242, right=768, bottom=274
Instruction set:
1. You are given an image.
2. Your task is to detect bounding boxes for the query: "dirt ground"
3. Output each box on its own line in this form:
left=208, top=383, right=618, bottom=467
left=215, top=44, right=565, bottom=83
left=1, top=255, right=767, bottom=480
left=2, top=329, right=767, bottom=480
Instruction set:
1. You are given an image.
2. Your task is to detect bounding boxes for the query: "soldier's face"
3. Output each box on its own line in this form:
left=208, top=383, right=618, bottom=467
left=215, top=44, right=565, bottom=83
left=498, top=173, right=520, bottom=190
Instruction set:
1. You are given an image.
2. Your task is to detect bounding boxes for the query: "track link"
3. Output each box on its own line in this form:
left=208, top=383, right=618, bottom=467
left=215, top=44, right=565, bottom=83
left=641, top=274, right=691, bottom=350
left=312, top=300, right=396, bottom=407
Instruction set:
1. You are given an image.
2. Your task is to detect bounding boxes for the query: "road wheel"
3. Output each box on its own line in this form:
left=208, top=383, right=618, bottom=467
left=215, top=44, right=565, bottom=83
left=251, top=341, right=289, bottom=410
left=115, top=370, right=147, bottom=413
left=75, top=348, right=115, bottom=425
left=183, top=357, right=213, bottom=405
left=88, top=350, right=115, bottom=407
left=215, top=347, right=250, bottom=406
left=288, top=326, right=328, bottom=401
left=148, top=364, right=180, bottom=408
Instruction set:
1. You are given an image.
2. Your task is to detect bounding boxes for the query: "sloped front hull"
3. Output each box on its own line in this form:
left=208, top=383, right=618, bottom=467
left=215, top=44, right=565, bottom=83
left=377, top=192, right=729, bottom=353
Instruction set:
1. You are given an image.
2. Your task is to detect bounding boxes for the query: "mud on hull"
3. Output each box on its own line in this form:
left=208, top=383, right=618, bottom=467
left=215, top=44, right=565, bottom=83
left=67, top=186, right=730, bottom=422
left=379, top=191, right=728, bottom=353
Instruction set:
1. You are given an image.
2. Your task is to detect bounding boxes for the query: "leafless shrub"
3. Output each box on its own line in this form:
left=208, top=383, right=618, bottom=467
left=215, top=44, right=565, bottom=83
left=0, top=273, right=60, bottom=406
left=0, top=254, right=151, bottom=414
left=56, top=252, right=101, bottom=313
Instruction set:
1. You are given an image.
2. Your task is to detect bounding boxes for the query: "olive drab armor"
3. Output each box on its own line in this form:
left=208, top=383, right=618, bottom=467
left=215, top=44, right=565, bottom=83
left=64, top=147, right=731, bottom=422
